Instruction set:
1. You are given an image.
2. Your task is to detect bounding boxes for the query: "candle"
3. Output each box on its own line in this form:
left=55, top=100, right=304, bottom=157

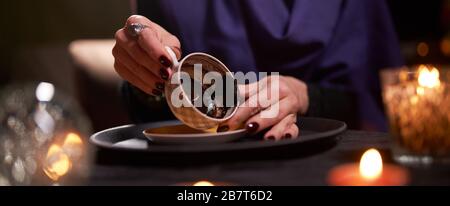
left=173, top=180, right=234, bottom=186
left=193, top=181, right=215, bottom=186
left=44, top=144, right=72, bottom=181
left=43, top=132, right=83, bottom=182
left=328, top=149, right=409, bottom=186
left=381, top=65, right=450, bottom=162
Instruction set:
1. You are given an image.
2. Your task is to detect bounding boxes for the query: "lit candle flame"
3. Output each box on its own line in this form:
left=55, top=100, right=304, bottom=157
left=44, top=144, right=71, bottom=181
left=418, top=65, right=440, bottom=88
left=359, top=149, right=383, bottom=180
left=193, top=181, right=214, bottom=186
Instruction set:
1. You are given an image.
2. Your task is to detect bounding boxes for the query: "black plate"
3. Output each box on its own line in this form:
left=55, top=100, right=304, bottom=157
left=90, top=117, right=346, bottom=154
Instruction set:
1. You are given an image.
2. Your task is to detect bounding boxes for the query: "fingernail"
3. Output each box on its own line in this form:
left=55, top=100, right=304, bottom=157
left=217, top=125, right=229, bottom=133
left=267, top=136, right=275, bottom=140
left=160, top=68, right=169, bottom=80
left=155, top=82, right=164, bottom=90
left=284, top=133, right=292, bottom=139
left=152, top=89, right=162, bottom=96
left=246, top=122, right=259, bottom=133
left=159, top=56, right=172, bottom=68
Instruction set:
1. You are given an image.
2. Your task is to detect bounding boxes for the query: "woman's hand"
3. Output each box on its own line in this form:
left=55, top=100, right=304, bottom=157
left=220, top=75, right=309, bottom=140
left=112, top=15, right=181, bottom=96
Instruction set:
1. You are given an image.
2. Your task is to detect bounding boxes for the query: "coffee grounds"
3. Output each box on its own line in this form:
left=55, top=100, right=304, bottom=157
left=188, top=77, right=237, bottom=119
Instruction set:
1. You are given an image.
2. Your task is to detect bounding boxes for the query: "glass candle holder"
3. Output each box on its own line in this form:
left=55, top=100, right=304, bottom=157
left=380, top=65, right=450, bottom=165
left=0, top=82, right=93, bottom=185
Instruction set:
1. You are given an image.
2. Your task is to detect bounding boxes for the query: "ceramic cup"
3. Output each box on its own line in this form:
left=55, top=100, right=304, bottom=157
left=164, top=47, right=240, bottom=131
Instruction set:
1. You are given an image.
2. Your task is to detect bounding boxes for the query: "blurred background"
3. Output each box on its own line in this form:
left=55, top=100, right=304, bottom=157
left=1, top=0, right=450, bottom=132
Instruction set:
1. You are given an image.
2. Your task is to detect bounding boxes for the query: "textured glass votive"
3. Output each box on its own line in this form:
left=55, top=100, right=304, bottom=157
left=380, top=65, right=450, bottom=165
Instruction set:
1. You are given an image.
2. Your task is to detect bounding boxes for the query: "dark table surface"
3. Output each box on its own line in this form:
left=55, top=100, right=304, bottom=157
left=89, top=130, right=450, bottom=186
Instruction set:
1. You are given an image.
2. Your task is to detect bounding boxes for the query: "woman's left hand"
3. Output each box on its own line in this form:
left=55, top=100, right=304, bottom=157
left=219, top=75, right=309, bottom=141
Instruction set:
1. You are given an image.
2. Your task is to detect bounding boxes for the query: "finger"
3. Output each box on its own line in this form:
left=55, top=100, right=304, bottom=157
left=238, top=76, right=277, bottom=99
left=149, top=23, right=181, bottom=80
left=242, top=77, right=283, bottom=108
left=114, top=60, right=161, bottom=96
left=224, top=96, right=263, bottom=131
left=115, top=28, right=164, bottom=80
left=225, top=84, right=284, bottom=131
left=263, top=114, right=297, bottom=141
left=216, top=81, right=260, bottom=132
left=153, top=22, right=182, bottom=58
left=237, top=81, right=259, bottom=99
left=284, top=123, right=300, bottom=139
left=125, top=15, right=175, bottom=69
left=113, top=45, right=164, bottom=92
left=245, top=96, right=298, bottom=134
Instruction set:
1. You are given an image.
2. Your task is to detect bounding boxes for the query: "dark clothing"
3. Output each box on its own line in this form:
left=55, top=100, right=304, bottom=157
left=124, top=0, right=404, bottom=131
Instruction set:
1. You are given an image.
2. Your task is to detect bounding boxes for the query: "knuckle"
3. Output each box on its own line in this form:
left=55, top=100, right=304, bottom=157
left=126, top=15, right=142, bottom=24
left=167, top=34, right=181, bottom=46
left=111, top=46, right=118, bottom=57
left=114, top=29, right=123, bottom=40
left=171, top=34, right=181, bottom=44
left=144, top=24, right=158, bottom=38
left=112, top=44, right=123, bottom=58
left=113, top=61, right=121, bottom=72
left=278, top=84, right=289, bottom=95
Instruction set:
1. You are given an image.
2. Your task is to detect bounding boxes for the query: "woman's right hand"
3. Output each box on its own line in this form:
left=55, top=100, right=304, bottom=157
left=113, top=15, right=181, bottom=96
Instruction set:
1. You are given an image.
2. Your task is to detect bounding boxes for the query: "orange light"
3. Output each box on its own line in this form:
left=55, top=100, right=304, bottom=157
left=359, top=149, right=383, bottom=180
left=441, top=38, right=450, bottom=56
left=62, top=132, right=83, bottom=160
left=417, top=42, right=429, bottom=57
left=63, top=132, right=83, bottom=146
left=329, top=148, right=409, bottom=186
left=418, top=65, right=440, bottom=88
left=44, top=144, right=71, bottom=181
left=193, top=181, right=214, bottom=186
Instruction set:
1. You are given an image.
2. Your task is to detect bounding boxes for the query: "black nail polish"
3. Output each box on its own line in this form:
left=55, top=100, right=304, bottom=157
left=284, top=133, right=292, bottom=139
left=217, top=125, right=229, bottom=133
left=160, top=68, right=169, bottom=80
left=159, top=56, right=172, bottom=68
left=267, top=136, right=275, bottom=140
left=155, top=82, right=164, bottom=90
left=152, top=89, right=162, bottom=96
left=246, top=122, right=259, bottom=133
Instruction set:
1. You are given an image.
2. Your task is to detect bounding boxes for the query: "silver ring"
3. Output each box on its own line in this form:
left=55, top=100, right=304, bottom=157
left=127, top=23, right=148, bottom=38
